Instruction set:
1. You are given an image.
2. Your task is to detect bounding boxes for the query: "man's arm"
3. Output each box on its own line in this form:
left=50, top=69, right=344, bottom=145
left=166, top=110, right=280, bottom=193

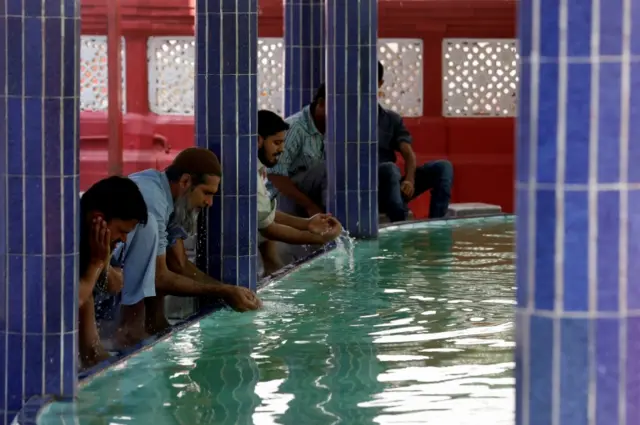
left=79, top=263, right=103, bottom=308
left=166, top=239, right=230, bottom=288
left=260, top=222, right=327, bottom=245
left=394, top=116, right=417, bottom=183
left=274, top=210, right=309, bottom=231
left=268, top=125, right=319, bottom=212
left=158, top=240, right=233, bottom=297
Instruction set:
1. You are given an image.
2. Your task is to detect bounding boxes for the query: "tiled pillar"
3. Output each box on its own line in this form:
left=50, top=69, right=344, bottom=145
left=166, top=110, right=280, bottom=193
left=325, top=0, right=378, bottom=238
left=516, top=2, right=640, bottom=424
left=0, top=1, right=80, bottom=423
left=195, top=0, right=258, bottom=291
left=283, top=0, right=324, bottom=116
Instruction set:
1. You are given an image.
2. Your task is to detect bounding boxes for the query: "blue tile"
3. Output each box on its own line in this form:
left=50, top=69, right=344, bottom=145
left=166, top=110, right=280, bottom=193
left=535, top=63, right=559, bottom=184
left=25, top=178, right=44, bottom=255
left=44, top=19, right=62, bottom=98
left=562, top=191, right=588, bottom=311
left=516, top=62, right=531, bottom=184
left=516, top=188, right=529, bottom=307
left=24, top=335, right=44, bottom=398
left=7, top=98, right=23, bottom=175
left=45, top=177, right=62, bottom=254
left=24, top=99, right=43, bottom=174
left=61, top=332, right=76, bottom=396
left=628, top=63, right=640, bottom=183
left=62, top=98, right=76, bottom=176
left=600, top=0, right=623, bottom=55
left=597, top=190, right=619, bottom=311
left=539, top=0, right=560, bottom=58
left=63, top=254, right=76, bottom=333
left=25, top=255, right=44, bottom=333
left=597, top=63, right=621, bottom=183
left=534, top=189, right=555, bottom=310
left=596, top=318, right=619, bottom=425
left=627, top=189, right=640, bottom=310
left=527, top=314, right=553, bottom=425
left=6, top=17, right=23, bottom=97
left=44, top=334, right=62, bottom=395
left=6, top=333, right=24, bottom=412
left=559, top=318, right=589, bottom=424
left=564, top=64, right=590, bottom=184
left=44, top=255, right=62, bottom=334
left=566, top=0, right=592, bottom=57
left=24, top=17, right=43, bottom=98
left=7, top=254, right=24, bottom=333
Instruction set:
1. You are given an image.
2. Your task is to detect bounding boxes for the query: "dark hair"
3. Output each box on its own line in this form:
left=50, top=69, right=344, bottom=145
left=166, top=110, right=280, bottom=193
left=378, top=61, right=384, bottom=82
left=81, top=176, right=148, bottom=225
left=80, top=176, right=148, bottom=276
left=258, top=110, right=290, bottom=139
left=165, top=147, right=222, bottom=186
left=313, top=83, right=326, bottom=105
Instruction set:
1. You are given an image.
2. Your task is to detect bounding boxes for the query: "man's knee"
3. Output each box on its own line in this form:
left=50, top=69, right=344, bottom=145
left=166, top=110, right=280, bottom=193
left=432, top=160, right=454, bottom=182
left=379, top=162, right=402, bottom=182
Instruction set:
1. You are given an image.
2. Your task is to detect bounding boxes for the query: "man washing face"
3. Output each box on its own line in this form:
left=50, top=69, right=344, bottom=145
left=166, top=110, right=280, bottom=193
left=256, top=109, right=343, bottom=275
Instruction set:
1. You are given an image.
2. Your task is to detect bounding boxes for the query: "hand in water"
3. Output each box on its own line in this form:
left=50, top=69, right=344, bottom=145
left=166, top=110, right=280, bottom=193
left=225, top=286, right=262, bottom=312
left=307, top=213, right=333, bottom=235
left=308, top=213, right=343, bottom=242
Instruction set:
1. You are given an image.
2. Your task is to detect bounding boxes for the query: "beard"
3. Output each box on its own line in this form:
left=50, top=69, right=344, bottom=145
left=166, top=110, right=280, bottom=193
left=172, top=191, right=200, bottom=236
left=258, top=147, right=279, bottom=168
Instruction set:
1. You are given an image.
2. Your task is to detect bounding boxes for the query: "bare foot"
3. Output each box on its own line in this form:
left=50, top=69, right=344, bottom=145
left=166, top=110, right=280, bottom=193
left=145, top=318, right=171, bottom=336
left=79, top=342, right=111, bottom=370
left=113, top=326, right=149, bottom=351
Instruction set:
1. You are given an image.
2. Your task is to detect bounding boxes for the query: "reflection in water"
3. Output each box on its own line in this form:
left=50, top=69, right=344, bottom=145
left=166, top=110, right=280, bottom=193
left=38, top=216, right=515, bottom=425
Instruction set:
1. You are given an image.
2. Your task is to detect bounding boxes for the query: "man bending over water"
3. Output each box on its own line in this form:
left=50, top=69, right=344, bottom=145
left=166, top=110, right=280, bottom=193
left=113, top=148, right=262, bottom=348
left=256, top=110, right=343, bottom=274
left=79, top=176, right=148, bottom=368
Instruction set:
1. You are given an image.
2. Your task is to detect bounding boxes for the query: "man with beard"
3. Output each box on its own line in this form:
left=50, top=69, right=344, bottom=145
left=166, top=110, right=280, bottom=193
left=112, top=148, right=262, bottom=348
left=256, top=110, right=343, bottom=275
left=79, top=176, right=148, bottom=368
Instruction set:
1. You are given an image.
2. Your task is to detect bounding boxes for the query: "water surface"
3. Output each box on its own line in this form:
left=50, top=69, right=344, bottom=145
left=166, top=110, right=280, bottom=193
left=40, top=216, right=515, bottom=425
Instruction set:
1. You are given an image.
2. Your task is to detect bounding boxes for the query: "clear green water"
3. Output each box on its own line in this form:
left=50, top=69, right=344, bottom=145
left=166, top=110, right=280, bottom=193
left=39, top=216, right=515, bottom=425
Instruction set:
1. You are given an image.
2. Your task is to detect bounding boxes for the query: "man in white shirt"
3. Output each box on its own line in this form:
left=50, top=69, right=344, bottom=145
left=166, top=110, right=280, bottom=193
left=257, top=110, right=343, bottom=275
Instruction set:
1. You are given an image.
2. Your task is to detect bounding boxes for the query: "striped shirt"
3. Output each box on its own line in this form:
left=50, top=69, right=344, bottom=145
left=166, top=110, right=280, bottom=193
left=268, top=105, right=325, bottom=178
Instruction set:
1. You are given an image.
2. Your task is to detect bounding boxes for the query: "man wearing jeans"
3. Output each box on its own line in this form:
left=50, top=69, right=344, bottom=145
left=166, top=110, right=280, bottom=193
left=268, top=61, right=453, bottom=222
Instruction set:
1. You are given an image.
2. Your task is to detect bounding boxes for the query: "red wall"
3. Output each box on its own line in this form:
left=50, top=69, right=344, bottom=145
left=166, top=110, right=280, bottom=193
left=80, top=0, right=516, bottom=217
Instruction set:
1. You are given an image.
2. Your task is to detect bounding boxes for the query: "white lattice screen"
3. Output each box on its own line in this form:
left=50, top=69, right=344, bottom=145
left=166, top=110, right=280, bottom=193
left=146, top=37, right=424, bottom=117
left=442, top=38, right=519, bottom=117
left=80, top=36, right=126, bottom=112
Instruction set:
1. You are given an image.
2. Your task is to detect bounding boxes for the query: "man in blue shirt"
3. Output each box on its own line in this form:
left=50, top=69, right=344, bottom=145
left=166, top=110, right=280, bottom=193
left=268, top=62, right=453, bottom=222
left=113, top=148, right=262, bottom=348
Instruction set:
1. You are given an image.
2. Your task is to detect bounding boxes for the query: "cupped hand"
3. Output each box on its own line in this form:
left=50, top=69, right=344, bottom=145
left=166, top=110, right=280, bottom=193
left=89, top=217, right=110, bottom=268
left=322, top=216, right=343, bottom=242
left=225, top=286, right=263, bottom=312
left=307, top=213, right=332, bottom=235
left=400, top=180, right=415, bottom=199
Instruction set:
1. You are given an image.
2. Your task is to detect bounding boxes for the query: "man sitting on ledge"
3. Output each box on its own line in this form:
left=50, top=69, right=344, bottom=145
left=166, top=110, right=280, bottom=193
left=268, top=61, right=454, bottom=222
left=112, top=148, right=262, bottom=349
left=257, top=110, right=343, bottom=275
left=79, top=176, right=148, bottom=368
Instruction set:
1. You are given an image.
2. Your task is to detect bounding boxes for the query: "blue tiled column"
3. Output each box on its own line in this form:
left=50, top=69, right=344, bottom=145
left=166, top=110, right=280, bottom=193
left=283, top=0, right=324, bottom=116
left=195, top=0, right=258, bottom=291
left=325, top=0, right=378, bottom=238
left=0, top=1, right=80, bottom=423
left=516, top=1, right=640, bottom=424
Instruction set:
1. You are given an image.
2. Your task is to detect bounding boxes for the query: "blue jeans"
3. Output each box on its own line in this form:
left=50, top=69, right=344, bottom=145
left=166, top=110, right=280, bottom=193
left=379, top=160, right=453, bottom=222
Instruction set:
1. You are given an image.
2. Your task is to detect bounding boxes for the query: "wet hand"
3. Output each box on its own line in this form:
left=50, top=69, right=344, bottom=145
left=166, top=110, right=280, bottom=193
left=89, top=217, right=110, bottom=269
left=225, top=286, right=262, bottom=312
left=400, top=180, right=415, bottom=199
left=307, top=213, right=332, bottom=235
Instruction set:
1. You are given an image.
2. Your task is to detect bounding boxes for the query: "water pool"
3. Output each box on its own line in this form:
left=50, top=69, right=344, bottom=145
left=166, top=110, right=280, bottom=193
left=38, top=216, right=515, bottom=425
